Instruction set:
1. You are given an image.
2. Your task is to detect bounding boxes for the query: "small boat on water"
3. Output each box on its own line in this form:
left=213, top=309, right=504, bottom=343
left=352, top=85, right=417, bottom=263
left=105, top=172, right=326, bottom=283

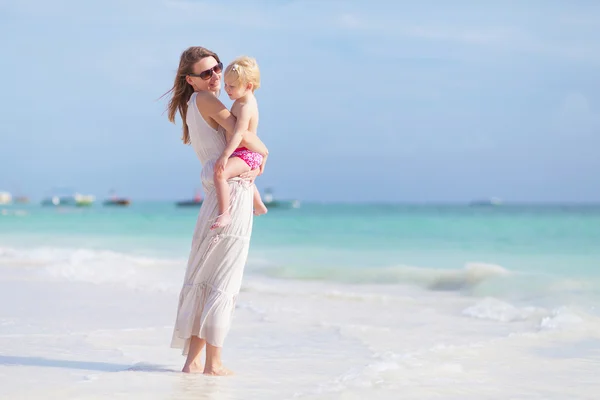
left=103, top=190, right=131, bottom=207
left=41, top=190, right=95, bottom=207
left=42, top=196, right=71, bottom=206
left=14, top=196, right=29, bottom=204
left=263, top=188, right=300, bottom=209
left=469, top=197, right=503, bottom=207
left=176, top=189, right=203, bottom=207
left=0, top=192, right=11, bottom=205
left=104, top=198, right=130, bottom=206
left=75, top=193, right=95, bottom=207
left=3, top=186, right=29, bottom=204
left=174, top=188, right=300, bottom=209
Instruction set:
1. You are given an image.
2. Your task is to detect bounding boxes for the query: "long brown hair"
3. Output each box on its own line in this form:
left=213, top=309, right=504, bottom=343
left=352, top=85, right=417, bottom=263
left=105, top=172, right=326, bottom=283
left=163, top=46, right=221, bottom=145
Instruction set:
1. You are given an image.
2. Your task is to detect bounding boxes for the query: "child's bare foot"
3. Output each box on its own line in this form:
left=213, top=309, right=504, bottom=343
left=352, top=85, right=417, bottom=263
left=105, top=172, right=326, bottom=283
left=203, top=365, right=234, bottom=376
left=211, top=212, right=232, bottom=229
left=253, top=202, right=268, bottom=216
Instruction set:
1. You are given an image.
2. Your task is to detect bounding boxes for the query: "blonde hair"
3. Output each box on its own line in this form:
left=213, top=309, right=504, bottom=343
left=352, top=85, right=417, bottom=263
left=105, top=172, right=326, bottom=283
left=162, top=46, right=221, bottom=145
left=224, top=56, right=261, bottom=91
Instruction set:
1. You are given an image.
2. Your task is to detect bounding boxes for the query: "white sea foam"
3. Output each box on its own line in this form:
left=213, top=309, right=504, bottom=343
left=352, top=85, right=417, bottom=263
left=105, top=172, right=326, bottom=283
left=462, top=297, right=542, bottom=322
left=539, top=307, right=586, bottom=330
left=0, top=245, right=184, bottom=292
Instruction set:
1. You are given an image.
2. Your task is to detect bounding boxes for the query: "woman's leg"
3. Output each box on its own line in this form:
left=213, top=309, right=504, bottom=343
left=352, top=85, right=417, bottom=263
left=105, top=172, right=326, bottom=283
left=182, top=335, right=206, bottom=373
left=211, top=157, right=251, bottom=229
left=204, top=343, right=233, bottom=376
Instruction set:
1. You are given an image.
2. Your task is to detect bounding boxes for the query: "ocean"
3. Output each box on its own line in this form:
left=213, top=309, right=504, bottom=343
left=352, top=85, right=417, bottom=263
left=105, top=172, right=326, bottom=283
left=1, top=202, right=599, bottom=399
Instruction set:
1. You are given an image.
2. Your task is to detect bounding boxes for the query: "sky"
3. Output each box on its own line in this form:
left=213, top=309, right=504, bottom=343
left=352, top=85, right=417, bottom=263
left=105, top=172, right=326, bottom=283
left=1, top=0, right=599, bottom=203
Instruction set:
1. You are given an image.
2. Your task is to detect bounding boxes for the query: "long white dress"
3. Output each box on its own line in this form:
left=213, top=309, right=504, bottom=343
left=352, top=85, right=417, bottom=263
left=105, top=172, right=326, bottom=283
left=171, top=92, right=254, bottom=354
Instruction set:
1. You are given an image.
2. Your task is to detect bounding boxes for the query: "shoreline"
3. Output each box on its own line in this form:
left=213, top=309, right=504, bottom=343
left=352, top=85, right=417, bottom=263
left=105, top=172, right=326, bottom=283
left=2, top=264, right=600, bottom=399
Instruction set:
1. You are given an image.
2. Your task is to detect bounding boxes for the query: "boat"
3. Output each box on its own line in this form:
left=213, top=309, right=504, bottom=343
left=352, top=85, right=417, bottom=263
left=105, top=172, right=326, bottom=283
left=176, top=189, right=203, bottom=207
left=41, top=189, right=95, bottom=207
left=0, top=192, right=11, bottom=205
left=469, top=197, right=503, bottom=207
left=104, top=198, right=130, bottom=206
left=75, top=193, right=95, bottom=207
left=11, top=186, right=29, bottom=204
left=42, top=196, right=72, bottom=206
left=103, top=190, right=131, bottom=207
left=262, top=188, right=300, bottom=209
left=14, top=196, right=29, bottom=204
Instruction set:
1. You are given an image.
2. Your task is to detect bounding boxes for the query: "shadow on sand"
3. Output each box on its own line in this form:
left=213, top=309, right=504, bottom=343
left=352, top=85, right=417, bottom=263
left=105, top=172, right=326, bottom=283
left=0, top=355, right=176, bottom=373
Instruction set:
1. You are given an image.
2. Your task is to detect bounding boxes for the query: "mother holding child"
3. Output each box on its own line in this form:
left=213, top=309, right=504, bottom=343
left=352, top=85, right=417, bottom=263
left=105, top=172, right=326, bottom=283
left=164, top=46, right=269, bottom=375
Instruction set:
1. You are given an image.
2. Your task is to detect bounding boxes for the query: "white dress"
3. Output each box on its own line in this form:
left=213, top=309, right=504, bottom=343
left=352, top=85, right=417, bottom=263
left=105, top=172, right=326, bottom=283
left=171, top=92, right=254, bottom=353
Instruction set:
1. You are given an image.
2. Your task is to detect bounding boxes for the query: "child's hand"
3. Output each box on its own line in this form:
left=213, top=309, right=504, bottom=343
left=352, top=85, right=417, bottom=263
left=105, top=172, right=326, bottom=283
left=215, top=156, right=228, bottom=174
left=259, top=155, right=268, bottom=175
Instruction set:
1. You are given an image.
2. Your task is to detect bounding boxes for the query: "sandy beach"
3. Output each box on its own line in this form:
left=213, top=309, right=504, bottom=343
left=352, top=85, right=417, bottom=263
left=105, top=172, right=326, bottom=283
left=2, top=241, right=600, bottom=399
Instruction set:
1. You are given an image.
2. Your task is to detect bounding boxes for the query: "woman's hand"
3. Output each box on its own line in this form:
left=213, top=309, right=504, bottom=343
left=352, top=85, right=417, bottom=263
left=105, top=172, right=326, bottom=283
left=239, top=168, right=260, bottom=183
left=259, top=155, right=268, bottom=176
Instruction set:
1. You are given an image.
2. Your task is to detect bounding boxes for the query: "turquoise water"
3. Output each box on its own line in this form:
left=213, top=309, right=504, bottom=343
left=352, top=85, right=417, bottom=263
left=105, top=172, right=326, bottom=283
left=2, top=202, right=600, bottom=307
left=4, top=202, right=600, bottom=398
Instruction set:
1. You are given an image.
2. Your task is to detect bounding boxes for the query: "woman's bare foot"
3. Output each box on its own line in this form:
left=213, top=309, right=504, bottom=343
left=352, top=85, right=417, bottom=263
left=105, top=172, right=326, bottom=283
left=253, top=202, right=268, bottom=216
left=211, top=212, right=232, bottom=229
left=182, top=361, right=203, bottom=374
left=203, top=365, right=234, bottom=376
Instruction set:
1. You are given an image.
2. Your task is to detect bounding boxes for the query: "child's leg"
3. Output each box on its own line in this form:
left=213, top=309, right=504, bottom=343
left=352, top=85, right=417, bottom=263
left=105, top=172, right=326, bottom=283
left=214, top=168, right=233, bottom=217
left=211, top=157, right=251, bottom=229
left=253, top=186, right=268, bottom=216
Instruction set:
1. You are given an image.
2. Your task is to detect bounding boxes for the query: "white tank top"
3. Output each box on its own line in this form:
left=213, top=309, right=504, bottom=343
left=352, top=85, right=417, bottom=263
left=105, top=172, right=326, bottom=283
left=186, top=92, right=227, bottom=167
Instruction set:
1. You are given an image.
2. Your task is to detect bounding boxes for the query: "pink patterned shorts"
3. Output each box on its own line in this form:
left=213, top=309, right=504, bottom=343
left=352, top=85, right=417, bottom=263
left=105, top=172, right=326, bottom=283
left=231, top=147, right=263, bottom=170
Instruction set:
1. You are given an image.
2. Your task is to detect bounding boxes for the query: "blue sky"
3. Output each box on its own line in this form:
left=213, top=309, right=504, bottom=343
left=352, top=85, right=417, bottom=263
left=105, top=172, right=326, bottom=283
left=1, top=0, right=599, bottom=202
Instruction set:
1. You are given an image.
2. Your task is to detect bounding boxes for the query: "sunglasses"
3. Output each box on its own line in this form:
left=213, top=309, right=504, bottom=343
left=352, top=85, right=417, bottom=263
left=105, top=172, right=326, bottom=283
left=188, top=62, right=223, bottom=80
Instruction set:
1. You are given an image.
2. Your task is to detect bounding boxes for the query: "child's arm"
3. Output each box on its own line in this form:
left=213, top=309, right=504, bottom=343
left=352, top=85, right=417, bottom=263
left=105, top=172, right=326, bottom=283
left=220, top=104, right=251, bottom=160
left=196, top=91, right=236, bottom=133
left=215, top=104, right=257, bottom=174
left=198, top=93, right=267, bottom=156
left=198, top=94, right=268, bottom=173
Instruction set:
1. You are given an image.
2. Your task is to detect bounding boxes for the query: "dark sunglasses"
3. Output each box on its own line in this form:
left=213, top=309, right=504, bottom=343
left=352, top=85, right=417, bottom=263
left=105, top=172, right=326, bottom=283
left=188, top=62, right=223, bottom=80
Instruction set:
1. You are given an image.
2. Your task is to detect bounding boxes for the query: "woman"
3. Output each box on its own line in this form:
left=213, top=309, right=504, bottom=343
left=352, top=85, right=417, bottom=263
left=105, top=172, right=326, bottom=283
left=164, top=46, right=266, bottom=376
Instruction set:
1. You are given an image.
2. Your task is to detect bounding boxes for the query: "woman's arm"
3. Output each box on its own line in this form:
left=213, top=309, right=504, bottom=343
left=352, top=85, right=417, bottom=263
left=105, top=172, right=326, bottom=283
left=196, top=93, right=268, bottom=155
